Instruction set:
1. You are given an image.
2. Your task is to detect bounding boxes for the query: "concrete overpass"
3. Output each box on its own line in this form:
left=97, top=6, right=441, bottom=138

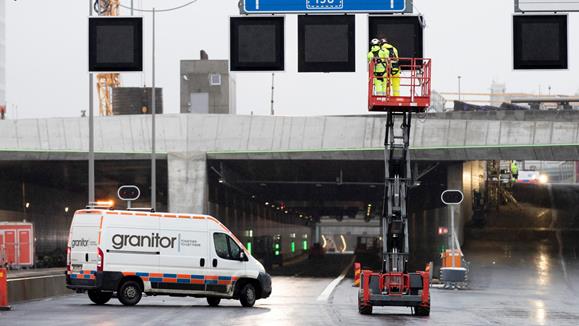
left=1, top=111, right=577, bottom=214
left=0, top=111, right=577, bottom=162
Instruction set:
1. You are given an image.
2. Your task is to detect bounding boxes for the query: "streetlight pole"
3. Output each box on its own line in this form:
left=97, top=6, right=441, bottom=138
left=151, top=8, right=157, bottom=210
left=88, top=0, right=95, bottom=204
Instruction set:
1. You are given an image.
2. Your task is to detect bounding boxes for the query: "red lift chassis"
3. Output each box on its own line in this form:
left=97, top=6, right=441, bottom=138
left=358, top=58, right=432, bottom=316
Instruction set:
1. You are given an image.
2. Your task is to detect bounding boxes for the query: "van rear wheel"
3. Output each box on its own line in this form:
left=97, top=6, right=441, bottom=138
left=239, top=283, right=257, bottom=307
left=118, top=280, right=142, bottom=306
left=207, top=297, right=221, bottom=307
left=88, top=290, right=112, bottom=305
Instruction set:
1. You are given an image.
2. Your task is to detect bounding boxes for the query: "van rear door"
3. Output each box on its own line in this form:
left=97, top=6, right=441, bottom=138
left=69, top=213, right=102, bottom=273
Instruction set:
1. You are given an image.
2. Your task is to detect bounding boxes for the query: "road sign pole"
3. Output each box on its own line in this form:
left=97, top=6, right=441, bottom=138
left=151, top=8, right=157, bottom=210
left=450, top=205, right=455, bottom=268
left=88, top=0, right=95, bottom=204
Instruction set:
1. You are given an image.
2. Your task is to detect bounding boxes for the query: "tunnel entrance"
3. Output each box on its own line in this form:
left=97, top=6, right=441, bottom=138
left=0, top=160, right=168, bottom=267
left=207, top=159, right=453, bottom=272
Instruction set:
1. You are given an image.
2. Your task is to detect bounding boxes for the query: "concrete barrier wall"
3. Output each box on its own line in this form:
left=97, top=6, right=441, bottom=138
left=7, top=274, right=72, bottom=303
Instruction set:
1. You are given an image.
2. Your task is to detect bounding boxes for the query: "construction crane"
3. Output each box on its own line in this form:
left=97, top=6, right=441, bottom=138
left=357, top=57, right=432, bottom=316
left=94, top=0, right=121, bottom=116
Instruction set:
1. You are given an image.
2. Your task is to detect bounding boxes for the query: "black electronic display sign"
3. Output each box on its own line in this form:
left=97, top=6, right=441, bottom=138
left=368, top=15, right=423, bottom=60
left=513, top=15, right=567, bottom=70
left=89, top=17, right=143, bottom=72
left=230, top=17, right=285, bottom=71
left=298, top=15, right=356, bottom=72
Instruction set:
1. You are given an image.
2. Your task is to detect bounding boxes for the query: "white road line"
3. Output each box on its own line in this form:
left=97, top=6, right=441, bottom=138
left=7, top=274, right=64, bottom=282
left=316, top=257, right=354, bottom=302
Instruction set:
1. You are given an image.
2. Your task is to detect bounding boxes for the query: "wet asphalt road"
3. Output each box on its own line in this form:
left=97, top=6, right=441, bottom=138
left=2, top=237, right=579, bottom=326
left=3, top=183, right=579, bottom=325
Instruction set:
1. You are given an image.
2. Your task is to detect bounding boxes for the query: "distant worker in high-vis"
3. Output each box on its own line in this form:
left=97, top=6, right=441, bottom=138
left=368, top=38, right=388, bottom=95
left=380, top=38, right=401, bottom=96
left=511, top=161, right=519, bottom=182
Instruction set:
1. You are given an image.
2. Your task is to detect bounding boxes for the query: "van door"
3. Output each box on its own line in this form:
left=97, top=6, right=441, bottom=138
left=157, top=217, right=209, bottom=295
left=69, top=214, right=101, bottom=274
left=208, top=232, right=246, bottom=296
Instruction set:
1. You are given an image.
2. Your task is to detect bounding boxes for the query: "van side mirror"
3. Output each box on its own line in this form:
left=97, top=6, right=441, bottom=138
left=239, top=251, right=248, bottom=261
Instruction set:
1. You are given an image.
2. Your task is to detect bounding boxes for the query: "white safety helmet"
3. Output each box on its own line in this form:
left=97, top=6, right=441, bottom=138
left=370, top=38, right=380, bottom=46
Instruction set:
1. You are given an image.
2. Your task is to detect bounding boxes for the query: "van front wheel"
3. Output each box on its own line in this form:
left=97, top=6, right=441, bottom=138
left=239, top=283, right=257, bottom=307
left=88, top=290, right=112, bottom=305
left=118, top=280, right=142, bottom=306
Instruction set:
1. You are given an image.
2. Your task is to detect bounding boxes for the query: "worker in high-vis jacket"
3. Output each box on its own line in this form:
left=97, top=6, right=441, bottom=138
left=380, top=38, right=400, bottom=96
left=511, top=161, right=519, bottom=182
left=368, top=38, right=388, bottom=95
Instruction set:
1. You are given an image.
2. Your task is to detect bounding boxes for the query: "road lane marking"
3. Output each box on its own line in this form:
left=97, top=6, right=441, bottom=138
left=8, top=274, right=64, bottom=282
left=317, top=257, right=354, bottom=302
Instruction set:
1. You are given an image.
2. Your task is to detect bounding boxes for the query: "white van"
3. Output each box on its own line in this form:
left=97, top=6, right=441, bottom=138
left=66, top=208, right=272, bottom=307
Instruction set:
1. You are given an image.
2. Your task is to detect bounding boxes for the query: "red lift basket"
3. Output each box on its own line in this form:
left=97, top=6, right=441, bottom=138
left=368, top=58, right=432, bottom=113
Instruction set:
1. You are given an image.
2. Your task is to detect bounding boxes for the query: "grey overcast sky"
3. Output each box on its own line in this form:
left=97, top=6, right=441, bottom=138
left=5, top=0, right=579, bottom=119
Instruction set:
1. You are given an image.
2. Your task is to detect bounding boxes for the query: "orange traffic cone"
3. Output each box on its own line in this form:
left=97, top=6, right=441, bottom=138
left=353, top=262, right=361, bottom=287
left=0, top=268, right=11, bottom=310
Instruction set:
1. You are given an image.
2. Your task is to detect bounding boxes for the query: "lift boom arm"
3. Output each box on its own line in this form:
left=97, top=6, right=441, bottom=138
left=381, top=111, right=412, bottom=273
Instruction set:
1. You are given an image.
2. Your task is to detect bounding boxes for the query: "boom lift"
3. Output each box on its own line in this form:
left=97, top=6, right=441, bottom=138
left=358, top=57, right=432, bottom=316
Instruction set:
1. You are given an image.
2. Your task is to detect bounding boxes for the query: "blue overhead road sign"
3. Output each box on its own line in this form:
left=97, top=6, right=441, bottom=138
left=243, top=0, right=408, bottom=14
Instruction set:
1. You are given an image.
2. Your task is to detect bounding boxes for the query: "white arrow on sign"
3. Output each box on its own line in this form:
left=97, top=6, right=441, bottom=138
left=256, top=0, right=259, bottom=10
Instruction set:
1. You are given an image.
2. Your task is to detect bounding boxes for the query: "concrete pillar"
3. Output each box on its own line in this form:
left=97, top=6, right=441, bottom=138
left=168, top=152, right=208, bottom=214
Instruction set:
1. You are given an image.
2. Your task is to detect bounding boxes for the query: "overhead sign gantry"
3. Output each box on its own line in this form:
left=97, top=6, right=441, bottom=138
left=241, top=0, right=412, bottom=14
left=515, top=0, right=579, bottom=12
